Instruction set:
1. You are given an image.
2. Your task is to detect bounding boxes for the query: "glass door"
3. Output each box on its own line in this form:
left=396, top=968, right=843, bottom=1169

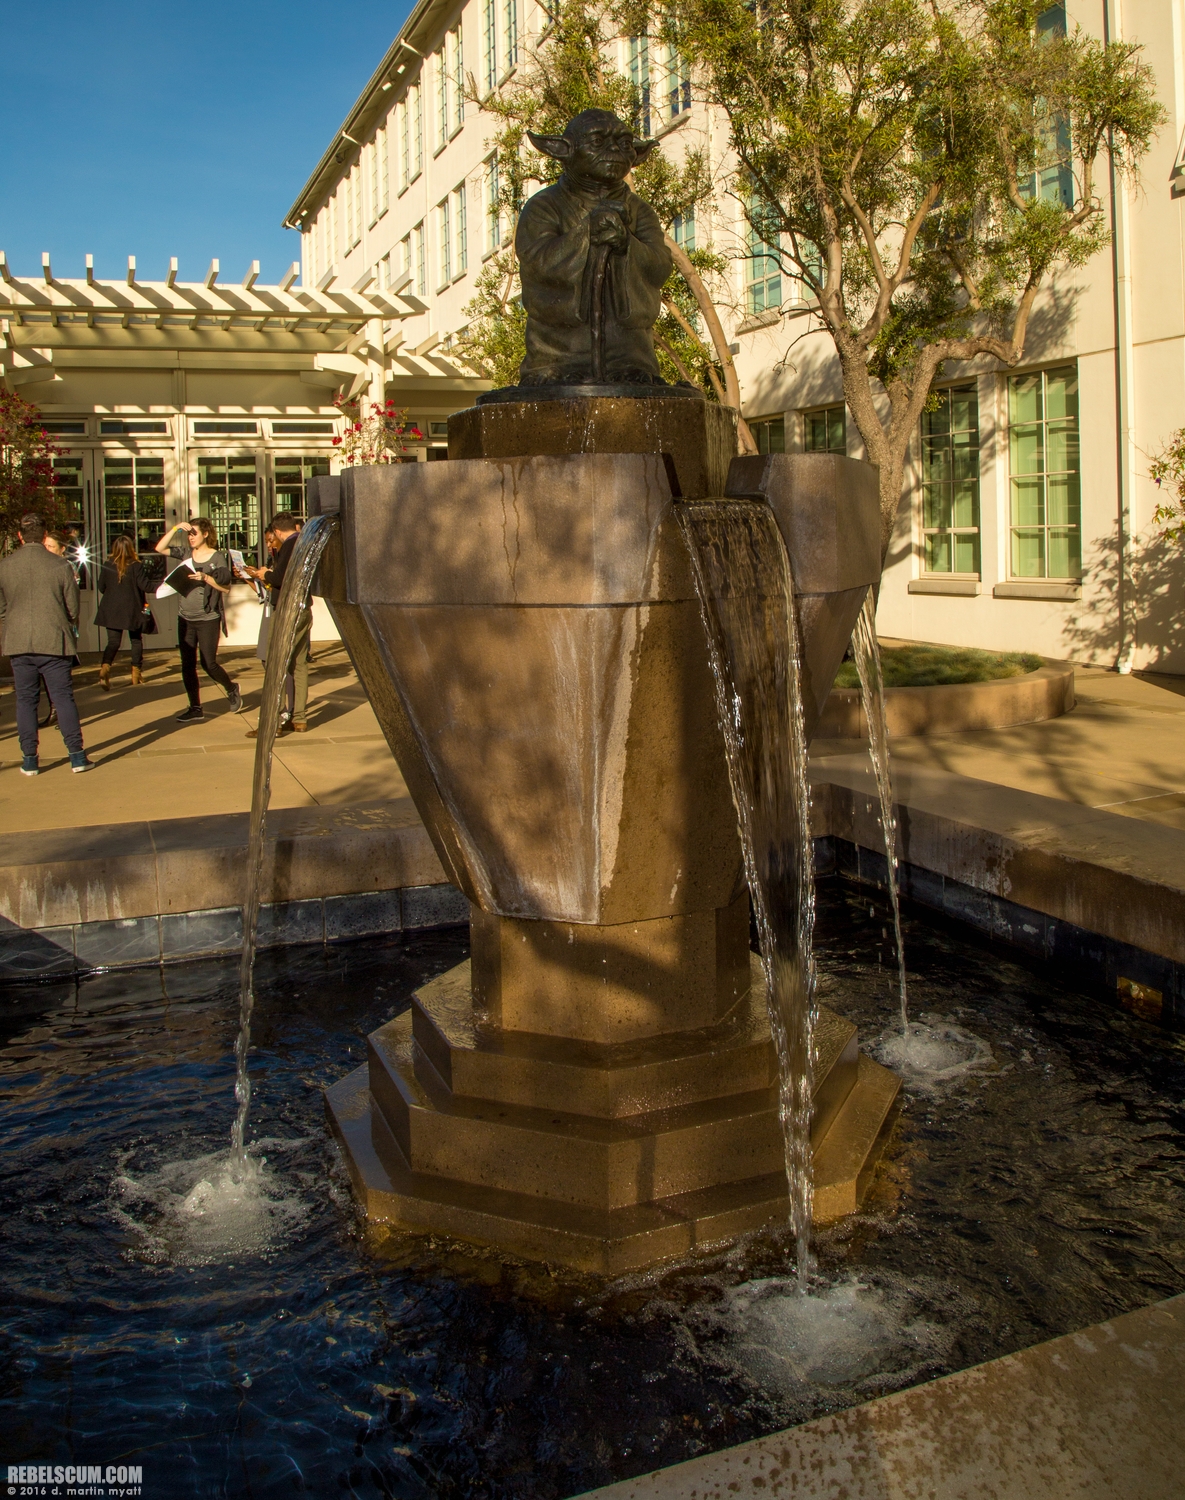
left=196, top=454, right=261, bottom=558
left=273, top=453, right=330, bottom=519
left=101, top=451, right=168, bottom=561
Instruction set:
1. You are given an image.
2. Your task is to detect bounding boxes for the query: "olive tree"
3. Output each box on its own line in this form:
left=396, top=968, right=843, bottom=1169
left=654, top=0, right=1164, bottom=552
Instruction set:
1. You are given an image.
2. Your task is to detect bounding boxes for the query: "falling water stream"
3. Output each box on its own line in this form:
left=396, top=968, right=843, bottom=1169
left=233, top=512, right=341, bottom=1160
left=850, top=589, right=909, bottom=1032
left=676, top=500, right=818, bottom=1288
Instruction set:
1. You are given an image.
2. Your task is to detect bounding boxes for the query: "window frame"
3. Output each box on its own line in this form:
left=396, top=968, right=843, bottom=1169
left=1007, top=363, right=1081, bottom=581
left=919, top=383, right=982, bottom=577
left=802, top=405, right=846, bottom=455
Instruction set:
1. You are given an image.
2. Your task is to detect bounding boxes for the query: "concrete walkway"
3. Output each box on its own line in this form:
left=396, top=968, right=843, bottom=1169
left=813, top=665, right=1185, bottom=829
left=0, top=644, right=408, bottom=834
left=5, top=652, right=1185, bottom=837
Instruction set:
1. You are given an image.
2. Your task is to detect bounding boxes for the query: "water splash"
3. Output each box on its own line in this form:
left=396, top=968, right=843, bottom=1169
left=677, top=500, right=817, bottom=1288
left=112, top=1145, right=309, bottom=1267
left=873, top=1015, right=994, bottom=1097
left=235, top=514, right=341, bottom=1161
left=707, top=1271, right=958, bottom=1395
left=850, top=590, right=909, bottom=1032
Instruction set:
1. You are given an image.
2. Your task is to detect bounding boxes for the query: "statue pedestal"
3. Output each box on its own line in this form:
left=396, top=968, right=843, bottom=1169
left=319, top=398, right=899, bottom=1272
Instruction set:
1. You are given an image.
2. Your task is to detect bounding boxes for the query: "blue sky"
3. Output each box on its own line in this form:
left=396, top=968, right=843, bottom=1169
left=0, top=1, right=411, bottom=287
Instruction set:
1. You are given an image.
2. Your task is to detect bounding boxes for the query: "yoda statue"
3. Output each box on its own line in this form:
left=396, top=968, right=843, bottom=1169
left=514, top=109, right=675, bottom=389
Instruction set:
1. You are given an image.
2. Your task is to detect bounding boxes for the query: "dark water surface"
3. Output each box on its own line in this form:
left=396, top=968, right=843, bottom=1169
left=3, top=886, right=1185, bottom=1498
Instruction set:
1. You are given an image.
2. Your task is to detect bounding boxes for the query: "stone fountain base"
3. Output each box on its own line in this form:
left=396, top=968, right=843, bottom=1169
left=325, top=951, right=899, bottom=1274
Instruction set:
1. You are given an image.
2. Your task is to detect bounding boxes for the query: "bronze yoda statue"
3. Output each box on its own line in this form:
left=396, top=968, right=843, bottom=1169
left=504, top=109, right=691, bottom=394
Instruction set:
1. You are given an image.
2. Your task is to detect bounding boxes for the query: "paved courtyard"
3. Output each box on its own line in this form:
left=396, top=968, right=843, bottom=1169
left=3, top=646, right=1185, bottom=838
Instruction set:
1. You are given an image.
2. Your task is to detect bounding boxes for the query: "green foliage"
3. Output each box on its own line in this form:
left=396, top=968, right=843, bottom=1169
left=646, top=0, right=1164, bottom=543
left=1150, top=428, right=1185, bottom=544
left=0, top=389, right=67, bottom=552
left=833, top=643, right=1042, bottom=689
left=454, top=252, right=530, bottom=386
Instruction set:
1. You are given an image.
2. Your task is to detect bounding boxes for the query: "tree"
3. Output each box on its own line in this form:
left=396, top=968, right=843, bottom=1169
left=457, top=0, right=757, bottom=449
left=1150, top=428, right=1185, bottom=543
left=0, top=389, right=65, bottom=551
left=655, top=0, right=1164, bottom=553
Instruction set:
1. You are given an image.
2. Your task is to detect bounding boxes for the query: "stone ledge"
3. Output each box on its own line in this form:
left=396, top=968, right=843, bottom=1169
left=817, top=664, right=1074, bottom=738
left=0, top=882, right=469, bottom=982
left=0, top=796, right=446, bottom=930
left=580, top=1292, right=1185, bottom=1498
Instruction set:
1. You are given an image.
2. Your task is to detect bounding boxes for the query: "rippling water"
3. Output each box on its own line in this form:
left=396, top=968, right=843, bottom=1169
left=3, top=888, right=1185, bottom=1498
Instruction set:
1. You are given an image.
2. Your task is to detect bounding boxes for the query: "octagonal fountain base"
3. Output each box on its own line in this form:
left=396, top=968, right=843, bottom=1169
left=326, top=953, right=899, bottom=1275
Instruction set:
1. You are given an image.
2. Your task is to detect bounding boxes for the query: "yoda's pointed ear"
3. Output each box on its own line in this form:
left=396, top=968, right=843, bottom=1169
left=528, top=131, right=572, bottom=159
left=631, top=137, right=659, bottom=163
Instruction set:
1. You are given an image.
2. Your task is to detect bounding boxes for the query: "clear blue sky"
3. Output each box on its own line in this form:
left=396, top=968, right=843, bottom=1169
left=0, top=1, right=411, bottom=287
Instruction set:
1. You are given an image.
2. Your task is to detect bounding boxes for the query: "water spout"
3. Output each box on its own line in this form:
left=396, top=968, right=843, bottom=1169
left=677, top=500, right=818, bottom=1288
left=234, top=513, right=341, bottom=1162
left=850, top=590, right=909, bottom=1033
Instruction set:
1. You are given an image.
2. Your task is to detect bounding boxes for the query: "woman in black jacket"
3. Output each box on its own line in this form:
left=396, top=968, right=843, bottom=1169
left=95, top=535, right=150, bottom=690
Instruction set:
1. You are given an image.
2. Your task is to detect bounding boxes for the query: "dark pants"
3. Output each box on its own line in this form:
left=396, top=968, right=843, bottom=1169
left=102, top=628, right=143, bottom=667
left=12, top=654, right=84, bottom=757
left=178, top=617, right=232, bottom=705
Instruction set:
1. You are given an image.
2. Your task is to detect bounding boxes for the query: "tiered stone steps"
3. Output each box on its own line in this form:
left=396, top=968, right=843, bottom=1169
left=327, top=955, right=899, bottom=1273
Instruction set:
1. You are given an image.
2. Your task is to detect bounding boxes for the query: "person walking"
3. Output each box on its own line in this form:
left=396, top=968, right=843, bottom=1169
left=0, top=512, right=93, bottom=774
left=245, top=512, right=311, bottom=736
left=155, top=517, right=242, bottom=723
left=95, top=535, right=150, bottom=690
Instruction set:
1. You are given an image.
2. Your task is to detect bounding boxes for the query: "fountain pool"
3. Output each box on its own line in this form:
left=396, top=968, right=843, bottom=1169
left=4, top=883, right=1184, bottom=1498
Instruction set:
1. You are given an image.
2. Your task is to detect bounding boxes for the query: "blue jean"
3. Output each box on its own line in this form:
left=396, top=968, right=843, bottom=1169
left=12, top=653, right=84, bottom=756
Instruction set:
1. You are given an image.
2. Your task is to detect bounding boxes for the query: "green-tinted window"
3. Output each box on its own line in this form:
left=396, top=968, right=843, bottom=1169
left=803, top=406, right=846, bottom=454
left=51, top=456, right=86, bottom=527
left=198, top=454, right=258, bottom=556
left=102, top=453, right=166, bottom=558
left=749, top=416, right=785, bottom=454
left=1008, top=366, right=1080, bottom=579
left=921, top=385, right=980, bottom=575
left=745, top=196, right=781, bottom=315
left=273, top=454, right=330, bottom=518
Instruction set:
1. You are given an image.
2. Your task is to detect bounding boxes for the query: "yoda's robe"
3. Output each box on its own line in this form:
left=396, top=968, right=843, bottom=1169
left=515, top=178, right=672, bottom=384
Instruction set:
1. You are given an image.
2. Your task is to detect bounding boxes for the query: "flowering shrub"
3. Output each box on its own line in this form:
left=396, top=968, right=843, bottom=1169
left=331, top=395, right=422, bottom=465
left=0, top=389, right=66, bottom=551
left=1151, top=429, right=1185, bottom=544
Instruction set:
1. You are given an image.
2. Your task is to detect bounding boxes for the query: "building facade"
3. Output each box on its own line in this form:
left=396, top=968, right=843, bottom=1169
left=280, top=0, right=1184, bottom=672
left=0, top=255, right=488, bottom=646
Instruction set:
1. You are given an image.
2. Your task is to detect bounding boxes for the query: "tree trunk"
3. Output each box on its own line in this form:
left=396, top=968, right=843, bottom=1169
left=664, top=234, right=758, bottom=456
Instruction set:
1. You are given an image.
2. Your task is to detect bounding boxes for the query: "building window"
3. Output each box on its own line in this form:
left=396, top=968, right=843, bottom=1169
left=486, top=155, right=502, bottom=250
left=104, top=454, right=166, bottom=558
left=378, top=124, right=389, bottom=215
left=399, top=100, right=409, bottom=190
left=664, top=43, right=691, bottom=119
left=748, top=416, right=785, bottom=454
left=1020, top=4, right=1073, bottom=208
left=414, top=221, right=427, bottom=296
left=504, top=0, right=519, bottom=71
left=274, top=454, right=330, bottom=519
left=1009, top=364, right=1080, bottom=579
left=436, top=46, right=449, bottom=150
left=411, top=82, right=423, bottom=178
left=400, top=233, right=411, bottom=280
left=921, top=384, right=980, bottom=575
left=483, top=0, right=498, bottom=93
left=197, top=455, right=258, bottom=556
left=803, top=406, right=846, bottom=454
left=451, top=26, right=465, bottom=131
left=51, top=455, right=86, bottom=526
left=744, top=196, right=782, bottom=315
left=628, top=37, right=651, bottom=137
left=439, top=197, right=452, bottom=285
left=455, top=183, right=468, bottom=275
left=672, top=212, right=695, bottom=253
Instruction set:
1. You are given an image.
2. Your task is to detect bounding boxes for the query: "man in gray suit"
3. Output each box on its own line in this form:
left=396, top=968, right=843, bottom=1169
left=0, top=512, right=93, bottom=774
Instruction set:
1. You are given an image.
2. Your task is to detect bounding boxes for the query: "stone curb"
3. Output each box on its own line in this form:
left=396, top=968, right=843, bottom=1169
left=818, top=663, right=1074, bottom=738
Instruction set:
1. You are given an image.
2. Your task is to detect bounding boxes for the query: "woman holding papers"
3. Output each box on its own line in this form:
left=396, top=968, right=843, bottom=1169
left=154, top=518, right=242, bottom=723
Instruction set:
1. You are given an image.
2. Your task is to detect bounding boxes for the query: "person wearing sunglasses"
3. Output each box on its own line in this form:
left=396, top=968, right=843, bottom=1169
left=155, top=518, right=241, bottom=723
